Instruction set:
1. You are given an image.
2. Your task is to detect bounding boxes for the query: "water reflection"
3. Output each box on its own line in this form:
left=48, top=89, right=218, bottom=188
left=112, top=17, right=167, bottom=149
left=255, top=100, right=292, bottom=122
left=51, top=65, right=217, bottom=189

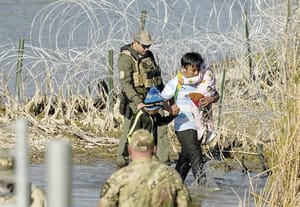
left=29, top=159, right=117, bottom=207
left=187, top=165, right=267, bottom=207
left=29, top=159, right=267, bottom=207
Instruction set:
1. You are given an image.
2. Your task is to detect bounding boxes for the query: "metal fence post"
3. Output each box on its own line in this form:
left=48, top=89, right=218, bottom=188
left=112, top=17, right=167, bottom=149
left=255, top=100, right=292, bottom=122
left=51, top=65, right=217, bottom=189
left=16, top=117, right=29, bottom=207
left=244, top=12, right=254, bottom=81
left=108, top=49, right=114, bottom=114
left=140, top=10, right=147, bottom=31
left=15, top=38, right=25, bottom=101
left=217, top=68, right=226, bottom=140
left=47, top=141, right=71, bottom=207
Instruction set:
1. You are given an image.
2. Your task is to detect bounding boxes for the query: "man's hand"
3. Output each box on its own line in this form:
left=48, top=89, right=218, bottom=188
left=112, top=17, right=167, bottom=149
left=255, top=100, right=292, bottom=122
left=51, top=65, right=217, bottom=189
left=198, top=93, right=219, bottom=107
left=163, top=102, right=179, bottom=116
left=198, top=97, right=211, bottom=107
left=170, top=104, right=180, bottom=116
left=137, top=103, right=145, bottom=110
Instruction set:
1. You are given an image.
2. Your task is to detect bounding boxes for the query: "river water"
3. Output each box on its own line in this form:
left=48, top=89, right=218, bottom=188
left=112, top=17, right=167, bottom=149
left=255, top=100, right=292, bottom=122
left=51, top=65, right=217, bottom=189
left=2, top=0, right=269, bottom=206
left=29, top=159, right=117, bottom=207
left=0, top=0, right=254, bottom=45
left=29, top=159, right=267, bottom=207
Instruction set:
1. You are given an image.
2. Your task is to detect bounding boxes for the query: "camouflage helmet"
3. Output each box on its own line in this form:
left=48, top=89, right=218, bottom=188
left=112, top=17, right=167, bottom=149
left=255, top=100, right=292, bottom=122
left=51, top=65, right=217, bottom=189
left=0, top=149, right=15, bottom=180
left=129, top=129, right=154, bottom=152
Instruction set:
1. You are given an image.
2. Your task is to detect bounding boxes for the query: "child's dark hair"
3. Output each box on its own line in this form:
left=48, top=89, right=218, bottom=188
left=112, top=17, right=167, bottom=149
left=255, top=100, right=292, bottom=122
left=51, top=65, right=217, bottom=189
left=181, top=52, right=204, bottom=70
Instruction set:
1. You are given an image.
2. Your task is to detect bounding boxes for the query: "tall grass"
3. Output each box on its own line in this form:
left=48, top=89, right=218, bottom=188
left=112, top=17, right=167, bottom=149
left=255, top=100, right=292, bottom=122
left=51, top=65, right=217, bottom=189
left=0, top=0, right=299, bottom=204
left=254, top=52, right=300, bottom=206
left=253, top=0, right=300, bottom=206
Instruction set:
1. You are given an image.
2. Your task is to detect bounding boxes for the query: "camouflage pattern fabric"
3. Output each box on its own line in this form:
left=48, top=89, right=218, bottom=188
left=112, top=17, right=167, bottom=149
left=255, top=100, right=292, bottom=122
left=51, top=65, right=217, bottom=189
left=0, top=183, right=47, bottom=207
left=0, top=149, right=46, bottom=207
left=98, top=159, right=191, bottom=207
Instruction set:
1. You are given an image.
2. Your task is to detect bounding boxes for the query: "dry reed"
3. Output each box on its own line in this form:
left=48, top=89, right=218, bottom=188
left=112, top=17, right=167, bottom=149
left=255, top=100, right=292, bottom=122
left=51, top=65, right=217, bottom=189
left=0, top=0, right=299, bottom=205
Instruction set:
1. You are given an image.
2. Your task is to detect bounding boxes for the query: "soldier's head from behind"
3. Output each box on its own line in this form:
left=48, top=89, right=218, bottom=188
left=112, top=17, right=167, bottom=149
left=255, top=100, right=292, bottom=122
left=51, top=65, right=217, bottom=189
left=128, top=129, right=156, bottom=158
left=132, top=30, right=153, bottom=55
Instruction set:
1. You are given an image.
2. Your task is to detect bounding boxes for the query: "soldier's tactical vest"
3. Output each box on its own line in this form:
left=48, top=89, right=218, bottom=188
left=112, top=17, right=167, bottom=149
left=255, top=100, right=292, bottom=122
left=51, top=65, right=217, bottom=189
left=120, top=45, right=163, bottom=95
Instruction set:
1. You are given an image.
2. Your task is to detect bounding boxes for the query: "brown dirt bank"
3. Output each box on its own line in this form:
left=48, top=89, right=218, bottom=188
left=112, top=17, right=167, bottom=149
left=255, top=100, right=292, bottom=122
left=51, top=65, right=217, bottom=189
left=0, top=117, right=120, bottom=164
left=0, top=118, right=268, bottom=174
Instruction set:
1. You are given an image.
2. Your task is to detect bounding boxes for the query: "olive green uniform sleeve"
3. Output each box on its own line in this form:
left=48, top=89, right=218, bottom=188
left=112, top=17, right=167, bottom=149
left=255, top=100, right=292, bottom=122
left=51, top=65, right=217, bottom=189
left=118, top=53, right=144, bottom=114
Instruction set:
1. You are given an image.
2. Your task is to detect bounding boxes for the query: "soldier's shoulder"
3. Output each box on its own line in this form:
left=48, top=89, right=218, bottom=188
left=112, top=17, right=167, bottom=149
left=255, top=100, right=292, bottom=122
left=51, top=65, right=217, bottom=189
left=150, top=161, right=176, bottom=176
left=120, top=50, right=132, bottom=57
left=118, top=51, right=133, bottom=62
left=108, top=165, right=134, bottom=180
left=158, top=164, right=184, bottom=181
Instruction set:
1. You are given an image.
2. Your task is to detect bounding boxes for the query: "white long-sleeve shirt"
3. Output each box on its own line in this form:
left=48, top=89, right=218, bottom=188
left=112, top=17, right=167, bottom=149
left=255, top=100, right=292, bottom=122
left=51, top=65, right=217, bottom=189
left=161, top=76, right=198, bottom=132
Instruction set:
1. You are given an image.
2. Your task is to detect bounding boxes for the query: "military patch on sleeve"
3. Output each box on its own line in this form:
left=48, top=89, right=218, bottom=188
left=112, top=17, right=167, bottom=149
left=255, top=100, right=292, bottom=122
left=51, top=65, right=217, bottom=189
left=119, top=71, right=125, bottom=79
left=100, top=183, right=110, bottom=197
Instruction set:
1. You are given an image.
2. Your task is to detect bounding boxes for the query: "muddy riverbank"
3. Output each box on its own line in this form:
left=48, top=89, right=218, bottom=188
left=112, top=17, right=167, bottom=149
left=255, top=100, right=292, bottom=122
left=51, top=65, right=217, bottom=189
left=0, top=118, right=117, bottom=163
left=0, top=117, right=268, bottom=174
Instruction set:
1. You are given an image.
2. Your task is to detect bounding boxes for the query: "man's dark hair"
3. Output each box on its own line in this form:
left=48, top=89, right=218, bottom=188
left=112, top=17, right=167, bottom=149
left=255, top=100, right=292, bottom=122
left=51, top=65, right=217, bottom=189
left=181, top=52, right=204, bottom=70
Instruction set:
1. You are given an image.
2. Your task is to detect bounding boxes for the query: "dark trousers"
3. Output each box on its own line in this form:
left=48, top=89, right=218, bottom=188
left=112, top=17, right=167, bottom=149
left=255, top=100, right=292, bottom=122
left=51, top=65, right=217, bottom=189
left=116, top=113, right=169, bottom=167
left=175, top=129, right=205, bottom=181
left=116, top=115, right=131, bottom=167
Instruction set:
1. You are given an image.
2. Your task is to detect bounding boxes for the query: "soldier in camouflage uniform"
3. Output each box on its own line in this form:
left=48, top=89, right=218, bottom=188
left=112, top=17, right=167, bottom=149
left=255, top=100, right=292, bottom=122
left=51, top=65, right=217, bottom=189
left=117, top=30, right=175, bottom=167
left=0, top=149, right=47, bottom=207
left=97, top=129, right=191, bottom=207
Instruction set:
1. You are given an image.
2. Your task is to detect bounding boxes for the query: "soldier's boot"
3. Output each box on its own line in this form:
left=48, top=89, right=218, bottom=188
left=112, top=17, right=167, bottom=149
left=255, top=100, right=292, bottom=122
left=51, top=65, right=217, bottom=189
left=156, top=124, right=169, bottom=164
left=116, top=137, right=129, bottom=167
